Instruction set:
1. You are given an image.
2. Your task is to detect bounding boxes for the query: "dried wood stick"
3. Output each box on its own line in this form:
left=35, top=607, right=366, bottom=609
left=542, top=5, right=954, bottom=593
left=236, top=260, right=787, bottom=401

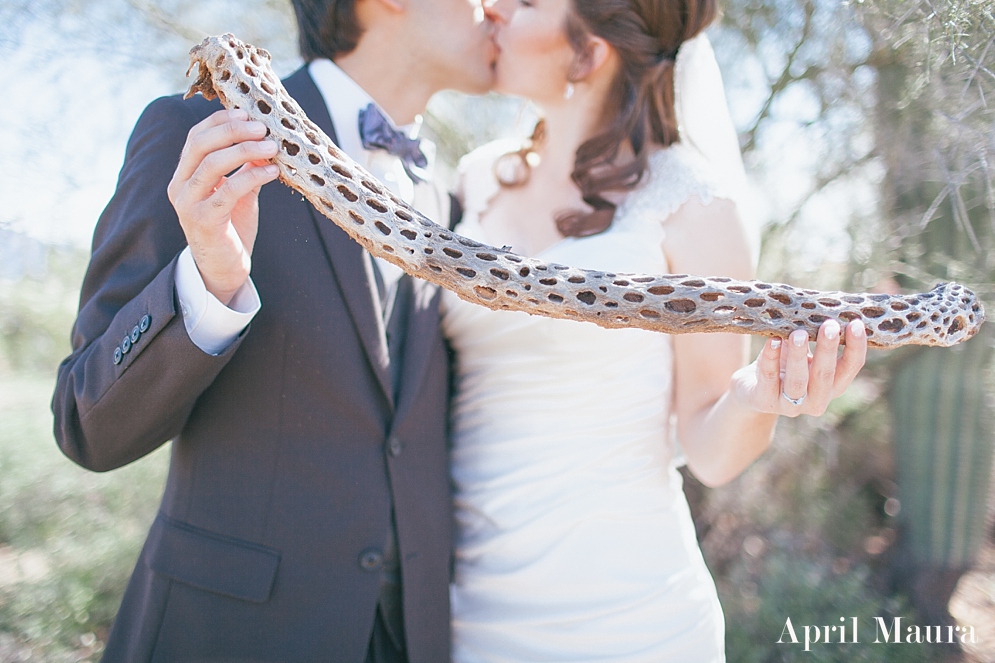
left=185, top=34, right=985, bottom=349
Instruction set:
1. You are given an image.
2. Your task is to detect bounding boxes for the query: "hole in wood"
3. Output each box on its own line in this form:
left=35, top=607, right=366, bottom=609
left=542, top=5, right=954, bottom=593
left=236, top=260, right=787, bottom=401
left=337, top=184, right=358, bottom=202
left=665, top=299, right=697, bottom=313
left=282, top=140, right=300, bottom=156
left=879, top=318, right=905, bottom=333
left=365, top=199, right=388, bottom=213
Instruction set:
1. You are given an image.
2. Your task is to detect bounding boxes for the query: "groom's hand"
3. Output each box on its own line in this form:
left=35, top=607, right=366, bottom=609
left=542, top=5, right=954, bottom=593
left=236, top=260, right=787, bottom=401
left=168, top=109, right=279, bottom=306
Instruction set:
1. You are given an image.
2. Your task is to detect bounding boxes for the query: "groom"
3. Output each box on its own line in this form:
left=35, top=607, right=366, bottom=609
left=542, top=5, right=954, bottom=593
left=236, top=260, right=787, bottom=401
left=51, top=1, right=495, bottom=661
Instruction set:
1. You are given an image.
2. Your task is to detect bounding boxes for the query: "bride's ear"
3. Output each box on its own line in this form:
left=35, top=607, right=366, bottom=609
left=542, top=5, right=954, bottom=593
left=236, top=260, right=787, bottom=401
left=569, top=35, right=615, bottom=83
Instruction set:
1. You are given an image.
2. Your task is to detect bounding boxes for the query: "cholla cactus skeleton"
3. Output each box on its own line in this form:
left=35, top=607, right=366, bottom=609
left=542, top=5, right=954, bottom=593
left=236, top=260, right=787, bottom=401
left=185, top=33, right=985, bottom=349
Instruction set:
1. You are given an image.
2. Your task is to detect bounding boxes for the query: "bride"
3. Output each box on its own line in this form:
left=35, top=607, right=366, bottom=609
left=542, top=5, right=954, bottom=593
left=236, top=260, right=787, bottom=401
left=442, top=0, right=868, bottom=660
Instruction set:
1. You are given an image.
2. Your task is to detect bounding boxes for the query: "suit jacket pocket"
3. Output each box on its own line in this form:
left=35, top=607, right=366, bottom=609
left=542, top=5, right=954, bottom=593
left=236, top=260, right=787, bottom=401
left=146, top=514, right=280, bottom=604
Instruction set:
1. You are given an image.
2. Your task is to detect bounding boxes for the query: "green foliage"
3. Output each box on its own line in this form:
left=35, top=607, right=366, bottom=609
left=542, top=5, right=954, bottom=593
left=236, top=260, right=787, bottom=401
left=0, top=376, right=168, bottom=660
left=0, top=241, right=88, bottom=374
left=724, top=555, right=936, bottom=663
left=691, top=373, right=951, bottom=661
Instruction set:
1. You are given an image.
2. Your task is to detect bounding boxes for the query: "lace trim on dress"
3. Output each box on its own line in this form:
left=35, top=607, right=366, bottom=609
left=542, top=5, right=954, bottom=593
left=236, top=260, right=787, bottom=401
left=457, top=141, right=732, bottom=241
left=614, top=144, right=731, bottom=229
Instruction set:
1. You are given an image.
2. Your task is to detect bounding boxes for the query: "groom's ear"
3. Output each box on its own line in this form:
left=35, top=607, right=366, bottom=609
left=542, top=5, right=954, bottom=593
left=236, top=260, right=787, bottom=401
left=569, top=35, right=613, bottom=83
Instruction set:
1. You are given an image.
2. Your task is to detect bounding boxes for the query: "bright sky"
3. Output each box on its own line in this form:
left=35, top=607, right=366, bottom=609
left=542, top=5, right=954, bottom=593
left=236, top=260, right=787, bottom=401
left=2, top=3, right=869, bottom=277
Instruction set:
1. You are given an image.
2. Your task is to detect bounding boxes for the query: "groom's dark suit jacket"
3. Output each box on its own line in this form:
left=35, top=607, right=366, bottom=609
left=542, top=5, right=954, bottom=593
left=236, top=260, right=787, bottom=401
left=52, top=67, right=454, bottom=662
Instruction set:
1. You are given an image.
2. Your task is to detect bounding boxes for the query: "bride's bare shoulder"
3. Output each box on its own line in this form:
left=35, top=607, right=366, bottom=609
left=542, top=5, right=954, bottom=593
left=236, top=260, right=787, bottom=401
left=663, top=195, right=753, bottom=280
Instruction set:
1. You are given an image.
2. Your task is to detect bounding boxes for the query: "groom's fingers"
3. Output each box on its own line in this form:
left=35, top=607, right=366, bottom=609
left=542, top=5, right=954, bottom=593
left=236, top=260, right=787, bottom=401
left=207, top=162, right=280, bottom=227
left=185, top=139, right=279, bottom=207
left=173, top=109, right=248, bottom=181
left=173, top=116, right=270, bottom=193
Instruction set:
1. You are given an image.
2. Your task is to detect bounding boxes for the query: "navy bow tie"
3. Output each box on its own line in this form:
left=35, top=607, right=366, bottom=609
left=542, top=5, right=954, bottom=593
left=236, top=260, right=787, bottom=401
left=358, top=103, right=429, bottom=184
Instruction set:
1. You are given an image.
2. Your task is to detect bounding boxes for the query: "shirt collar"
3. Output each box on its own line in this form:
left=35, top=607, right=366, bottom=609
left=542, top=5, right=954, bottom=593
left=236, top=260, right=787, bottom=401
left=306, top=59, right=425, bottom=164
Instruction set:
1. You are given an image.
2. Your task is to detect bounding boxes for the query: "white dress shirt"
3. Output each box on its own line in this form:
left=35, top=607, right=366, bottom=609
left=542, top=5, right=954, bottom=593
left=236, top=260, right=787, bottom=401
left=176, top=59, right=447, bottom=354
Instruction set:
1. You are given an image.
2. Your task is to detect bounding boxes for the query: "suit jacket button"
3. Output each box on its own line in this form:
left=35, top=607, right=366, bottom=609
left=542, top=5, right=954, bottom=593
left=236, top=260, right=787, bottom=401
left=121, top=335, right=132, bottom=354
left=387, top=436, right=403, bottom=457
left=359, top=549, right=384, bottom=571
left=113, top=347, right=123, bottom=365
left=139, top=314, right=151, bottom=333
left=131, top=326, right=141, bottom=343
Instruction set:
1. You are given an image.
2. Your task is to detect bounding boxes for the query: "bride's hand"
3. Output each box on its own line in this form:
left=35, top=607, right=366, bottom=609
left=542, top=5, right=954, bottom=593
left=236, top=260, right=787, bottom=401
left=731, top=319, right=868, bottom=417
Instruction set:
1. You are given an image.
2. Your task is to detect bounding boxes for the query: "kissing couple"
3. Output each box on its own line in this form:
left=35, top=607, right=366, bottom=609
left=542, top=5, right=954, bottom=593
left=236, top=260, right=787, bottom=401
left=53, top=0, right=867, bottom=660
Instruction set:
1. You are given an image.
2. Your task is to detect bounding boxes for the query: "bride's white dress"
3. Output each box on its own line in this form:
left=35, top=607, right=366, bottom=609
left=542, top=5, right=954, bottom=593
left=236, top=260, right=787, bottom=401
left=441, top=141, right=728, bottom=663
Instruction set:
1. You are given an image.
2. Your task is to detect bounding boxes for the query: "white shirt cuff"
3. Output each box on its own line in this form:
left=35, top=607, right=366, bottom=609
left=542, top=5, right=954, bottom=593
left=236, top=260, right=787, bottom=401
left=174, top=246, right=260, bottom=355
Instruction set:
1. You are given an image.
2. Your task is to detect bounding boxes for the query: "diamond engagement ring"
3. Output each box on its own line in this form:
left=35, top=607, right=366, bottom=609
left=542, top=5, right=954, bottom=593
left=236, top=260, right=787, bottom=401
left=781, top=391, right=807, bottom=407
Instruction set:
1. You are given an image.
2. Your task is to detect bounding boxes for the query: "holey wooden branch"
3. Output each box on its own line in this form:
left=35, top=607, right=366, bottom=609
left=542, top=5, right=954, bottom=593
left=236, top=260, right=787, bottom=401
left=186, top=34, right=984, bottom=349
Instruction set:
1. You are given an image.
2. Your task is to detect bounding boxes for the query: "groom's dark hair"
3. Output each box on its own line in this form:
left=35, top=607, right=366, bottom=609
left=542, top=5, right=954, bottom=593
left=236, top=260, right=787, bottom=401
left=291, top=0, right=364, bottom=62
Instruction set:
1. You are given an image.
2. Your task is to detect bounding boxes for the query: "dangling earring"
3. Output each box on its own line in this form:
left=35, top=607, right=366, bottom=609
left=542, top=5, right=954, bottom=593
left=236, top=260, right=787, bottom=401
left=564, top=82, right=575, bottom=100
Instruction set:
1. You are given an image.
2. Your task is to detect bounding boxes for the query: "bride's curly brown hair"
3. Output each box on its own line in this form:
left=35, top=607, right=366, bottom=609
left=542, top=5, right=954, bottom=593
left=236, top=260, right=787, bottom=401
left=502, top=0, right=718, bottom=238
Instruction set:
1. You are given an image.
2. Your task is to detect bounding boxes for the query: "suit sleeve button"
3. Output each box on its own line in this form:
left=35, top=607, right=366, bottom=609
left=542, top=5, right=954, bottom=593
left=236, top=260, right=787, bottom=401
left=359, top=549, right=384, bottom=571
left=139, top=314, right=151, bottom=333
left=131, top=326, right=141, bottom=343
left=387, top=436, right=403, bottom=457
left=113, top=347, right=123, bottom=365
left=121, top=336, right=132, bottom=354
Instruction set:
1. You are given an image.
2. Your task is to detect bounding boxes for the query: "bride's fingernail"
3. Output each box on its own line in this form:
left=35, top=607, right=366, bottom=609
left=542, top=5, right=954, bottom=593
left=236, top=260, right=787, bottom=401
left=824, top=320, right=840, bottom=340
left=791, top=330, right=807, bottom=347
left=770, top=338, right=781, bottom=350
left=851, top=319, right=866, bottom=337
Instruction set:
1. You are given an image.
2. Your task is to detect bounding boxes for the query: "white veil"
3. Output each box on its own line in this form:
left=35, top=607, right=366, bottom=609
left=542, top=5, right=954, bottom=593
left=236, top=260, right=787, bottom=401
left=673, top=33, right=760, bottom=265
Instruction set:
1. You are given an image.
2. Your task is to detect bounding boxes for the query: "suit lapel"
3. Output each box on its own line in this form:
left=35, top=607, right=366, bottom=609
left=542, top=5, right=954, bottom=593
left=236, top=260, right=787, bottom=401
left=394, top=277, right=444, bottom=421
left=284, top=67, right=394, bottom=408
left=393, top=190, right=453, bottom=421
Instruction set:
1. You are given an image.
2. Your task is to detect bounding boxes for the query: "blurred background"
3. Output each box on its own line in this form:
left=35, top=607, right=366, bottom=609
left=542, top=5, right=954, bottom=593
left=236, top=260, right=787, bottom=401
left=1, top=0, right=993, bottom=660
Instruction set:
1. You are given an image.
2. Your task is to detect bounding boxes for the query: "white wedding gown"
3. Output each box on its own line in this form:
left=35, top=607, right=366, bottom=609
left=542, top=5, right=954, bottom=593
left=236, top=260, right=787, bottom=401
left=442, top=141, right=728, bottom=663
